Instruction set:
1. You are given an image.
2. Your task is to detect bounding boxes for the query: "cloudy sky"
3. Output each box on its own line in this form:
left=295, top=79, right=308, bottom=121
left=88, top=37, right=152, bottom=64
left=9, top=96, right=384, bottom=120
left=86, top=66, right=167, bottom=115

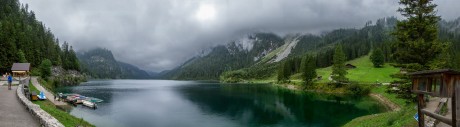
left=19, top=0, right=460, bottom=72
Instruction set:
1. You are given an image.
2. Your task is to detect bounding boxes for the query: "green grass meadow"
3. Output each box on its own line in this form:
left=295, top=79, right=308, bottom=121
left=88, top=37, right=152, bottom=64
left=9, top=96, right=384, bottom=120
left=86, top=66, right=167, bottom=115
left=317, top=55, right=399, bottom=83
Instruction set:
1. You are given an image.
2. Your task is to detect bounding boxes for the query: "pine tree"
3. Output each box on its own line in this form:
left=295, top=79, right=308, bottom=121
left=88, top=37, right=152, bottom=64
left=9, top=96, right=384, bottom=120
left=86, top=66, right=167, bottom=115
left=301, top=55, right=317, bottom=85
left=370, top=48, right=384, bottom=68
left=331, top=44, right=348, bottom=83
left=283, top=60, right=292, bottom=81
left=277, top=62, right=286, bottom=82
left=393, top=0, right=442, bottom=70
left=391, top=0, right=442, bottom=102
left=39, top=59, right=52, bottom=79
left=17, top=49, right=27, bottom=63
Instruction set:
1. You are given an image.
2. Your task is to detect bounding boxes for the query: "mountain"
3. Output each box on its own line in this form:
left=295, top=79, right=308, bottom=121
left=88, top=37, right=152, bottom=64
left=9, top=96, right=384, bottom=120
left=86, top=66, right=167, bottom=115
left=78, top=48, right=151, bottom=79
left=161, top=33, right=285, bottom=80
left=162, top=17, right=460, bottom=81
left=161, top=17, right=400, bottom=80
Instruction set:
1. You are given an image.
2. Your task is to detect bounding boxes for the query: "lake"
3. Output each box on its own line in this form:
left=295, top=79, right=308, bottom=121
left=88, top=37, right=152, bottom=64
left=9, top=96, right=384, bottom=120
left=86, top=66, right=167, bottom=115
left=55, top=80, right=386, bottom=127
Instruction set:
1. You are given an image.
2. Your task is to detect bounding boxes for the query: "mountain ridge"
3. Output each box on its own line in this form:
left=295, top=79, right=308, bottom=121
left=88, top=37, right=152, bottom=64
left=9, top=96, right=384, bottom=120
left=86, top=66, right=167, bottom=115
left=78, top=48, right=152, bottom=79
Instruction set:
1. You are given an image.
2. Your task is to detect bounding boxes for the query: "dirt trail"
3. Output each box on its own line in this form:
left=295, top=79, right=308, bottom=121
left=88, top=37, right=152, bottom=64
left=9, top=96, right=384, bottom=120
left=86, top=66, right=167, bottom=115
left=370, top=93, right=401, bottom=111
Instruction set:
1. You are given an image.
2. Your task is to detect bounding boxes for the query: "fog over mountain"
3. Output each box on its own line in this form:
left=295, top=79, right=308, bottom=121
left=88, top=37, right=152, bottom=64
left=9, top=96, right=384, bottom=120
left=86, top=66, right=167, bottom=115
left=19, top=0, right=460, bottom=71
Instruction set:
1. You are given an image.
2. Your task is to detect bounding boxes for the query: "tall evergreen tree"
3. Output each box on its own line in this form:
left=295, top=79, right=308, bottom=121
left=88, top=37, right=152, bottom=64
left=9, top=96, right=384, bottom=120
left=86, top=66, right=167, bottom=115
left=393, top=0, right=442, bottom=70
left=331, top=44, right=347, bottom=83
left=370, top=48, right=384, bottom=67
left=39, top=59, right=52, bottom=79
left=17, top=49, right=27, bottom=63
left=0, top=0, right=80, bottom=72
left=301, top=55, right=317, bottom=85
left=69, top=46, right=80, bottom=71
left=277, top=62, right=286, bottom=82
left=391, top=0, right=442, bottom=102
left=284, top=59, right=292, bottom=79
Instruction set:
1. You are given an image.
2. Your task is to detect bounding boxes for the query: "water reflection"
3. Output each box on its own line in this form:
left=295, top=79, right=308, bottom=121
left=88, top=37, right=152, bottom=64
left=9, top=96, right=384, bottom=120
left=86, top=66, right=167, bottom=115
left=56, top=80, right=385, bottom=127
left=176, top=83, right=385, bottom=126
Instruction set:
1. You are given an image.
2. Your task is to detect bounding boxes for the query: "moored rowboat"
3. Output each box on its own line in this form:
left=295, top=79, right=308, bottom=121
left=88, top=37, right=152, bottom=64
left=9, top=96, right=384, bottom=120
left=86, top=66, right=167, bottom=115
left=82, top=100, right=97, bottom=109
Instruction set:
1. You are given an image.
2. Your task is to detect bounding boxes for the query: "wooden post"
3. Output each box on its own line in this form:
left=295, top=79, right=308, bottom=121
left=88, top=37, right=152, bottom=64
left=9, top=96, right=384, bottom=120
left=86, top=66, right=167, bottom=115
left=418, top=93, right=425, bottom=127
left=454, top=79, right=459, bottom=127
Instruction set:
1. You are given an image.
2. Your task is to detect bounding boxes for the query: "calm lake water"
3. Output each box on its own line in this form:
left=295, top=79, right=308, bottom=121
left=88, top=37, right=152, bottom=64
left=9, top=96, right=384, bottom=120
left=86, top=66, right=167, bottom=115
left=55, top=80, right=386, bottom=127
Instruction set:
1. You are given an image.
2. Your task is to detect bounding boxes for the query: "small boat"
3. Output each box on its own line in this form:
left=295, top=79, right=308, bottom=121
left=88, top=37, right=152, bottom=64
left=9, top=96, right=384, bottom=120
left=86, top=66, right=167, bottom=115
left=82, top=100, right=97, bottom=109
left=57, top=93, right=103, bottom=109
left=38, top=91, right=46, bottom=100
left=85, top=97, right=103, bottom=103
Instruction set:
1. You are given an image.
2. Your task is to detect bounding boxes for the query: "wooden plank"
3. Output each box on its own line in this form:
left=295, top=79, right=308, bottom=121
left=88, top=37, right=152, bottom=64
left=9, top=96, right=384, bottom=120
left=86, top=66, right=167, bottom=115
left=411, top=90, right=438, bottom=96
left=421, top=109, right=453, bottom=126
left=455, top=80, right=460, bottom=127
left=418, top=94, right=425, bottom=127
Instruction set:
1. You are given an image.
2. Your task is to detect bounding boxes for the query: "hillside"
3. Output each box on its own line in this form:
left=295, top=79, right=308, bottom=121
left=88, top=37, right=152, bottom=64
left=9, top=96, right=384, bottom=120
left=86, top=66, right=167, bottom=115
left=315, top=55, right=399, bottom=83
left=78, top=48, right=151, bottom=79
left=161, top=33, right=285, bottom=80
left=0, top=0, right=80, bottom=72
left=162, top=16, right=460, bottom=81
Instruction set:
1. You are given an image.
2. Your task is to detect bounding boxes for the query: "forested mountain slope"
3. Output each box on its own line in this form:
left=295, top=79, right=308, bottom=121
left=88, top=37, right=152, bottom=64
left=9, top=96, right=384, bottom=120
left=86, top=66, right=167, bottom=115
left=78, top=48, right=150, bottom=79
left=0, top=0, right=80, bottom=72
left=161, top=33, right=284, bottom=80
left=163, top=17, right=400, bottom=80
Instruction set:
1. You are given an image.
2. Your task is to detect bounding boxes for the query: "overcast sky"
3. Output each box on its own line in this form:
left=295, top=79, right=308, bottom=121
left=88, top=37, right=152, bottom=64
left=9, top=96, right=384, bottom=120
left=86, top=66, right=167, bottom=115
left=19, top=0, right=460, bottom=72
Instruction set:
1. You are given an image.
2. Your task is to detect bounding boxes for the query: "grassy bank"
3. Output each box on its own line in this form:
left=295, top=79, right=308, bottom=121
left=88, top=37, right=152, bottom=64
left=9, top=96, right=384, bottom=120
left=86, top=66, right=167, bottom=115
left=343, top=86, right=417, bottom=127
left=316, top=55, right=399, bottom=83
left=29, top=81, right=94, bottom=127
left=344, top=105, right=417, bottom=127
left=247, top=55, right=417, bottom=126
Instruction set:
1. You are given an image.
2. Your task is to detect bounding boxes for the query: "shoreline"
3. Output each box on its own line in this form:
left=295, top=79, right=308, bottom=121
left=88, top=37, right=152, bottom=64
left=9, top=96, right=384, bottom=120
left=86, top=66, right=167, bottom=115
left=369, top=93, right=401, bottom=111
left=246, top=81, right=401, bottom=113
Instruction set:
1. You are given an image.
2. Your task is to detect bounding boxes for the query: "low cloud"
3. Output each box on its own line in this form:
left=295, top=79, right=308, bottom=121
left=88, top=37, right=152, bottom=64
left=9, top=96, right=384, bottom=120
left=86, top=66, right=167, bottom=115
left=19, top=0, right=459, bottom=71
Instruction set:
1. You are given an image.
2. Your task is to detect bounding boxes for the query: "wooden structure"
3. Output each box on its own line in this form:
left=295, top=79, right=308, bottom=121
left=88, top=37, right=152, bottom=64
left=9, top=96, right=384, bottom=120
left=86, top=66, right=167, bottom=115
left=345, top=64, right=356, bottom=69
left=30, top=91, right=38, bottom=101
left=410, top=69, right=460, bottom=127
left=11, top=63, right=30, bottom=77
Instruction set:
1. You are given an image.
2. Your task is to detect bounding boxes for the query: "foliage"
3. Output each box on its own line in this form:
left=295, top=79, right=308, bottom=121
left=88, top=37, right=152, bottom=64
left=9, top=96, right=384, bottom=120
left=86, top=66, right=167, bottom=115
left=345, top=83, right=371, bottom=96
left=30, top=68, right=40, bottom=76
left=277, top=61, right=288, bottom=82
left=39, top=59, right=52, bottom=79
left=391, top=0, right=442, bottom=102
left=428, top=42, right=454, bottom=69
left=393, top=0, right=442, bottom=68
left=331, top=44, right=348, bottom=83
left=300, top=55, right=316, bottom=85
left=0, top=0, right=79, bottom=71
left=220, top=70, right=248, bottom=83
left=17, top=49, right=27, bottom=62
left=370, top=48, right=385, bottom=67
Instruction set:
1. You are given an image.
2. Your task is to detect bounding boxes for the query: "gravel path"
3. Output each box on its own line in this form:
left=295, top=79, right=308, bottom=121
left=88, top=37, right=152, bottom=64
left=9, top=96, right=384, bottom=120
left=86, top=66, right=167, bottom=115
left=30, top=77, right=67, bottom=106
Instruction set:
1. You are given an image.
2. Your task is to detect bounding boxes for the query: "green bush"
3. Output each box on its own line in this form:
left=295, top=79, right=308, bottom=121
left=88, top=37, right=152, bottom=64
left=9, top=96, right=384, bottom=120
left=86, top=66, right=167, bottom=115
left=30, top=68, right=41, bottom=76
left=220, top=70, right=249, bottom=83
left=346, top=83, right=371, bottom=95
left=39, top=59, right=52, bottom=79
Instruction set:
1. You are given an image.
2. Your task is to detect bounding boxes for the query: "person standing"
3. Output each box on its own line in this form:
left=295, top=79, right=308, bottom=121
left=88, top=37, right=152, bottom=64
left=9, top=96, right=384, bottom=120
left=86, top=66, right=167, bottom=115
left=7, top=73, right=12, bottom=90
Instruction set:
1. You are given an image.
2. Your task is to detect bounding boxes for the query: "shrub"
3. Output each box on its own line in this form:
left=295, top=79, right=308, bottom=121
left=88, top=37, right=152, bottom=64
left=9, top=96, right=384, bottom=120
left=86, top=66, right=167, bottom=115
left=30, top=68, right=41, bottom=76
left=220, top=70, right=249, bottom=83
left=346, top=83, right=371, bottom=95
left=39, top=59, right=52, bottom=80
